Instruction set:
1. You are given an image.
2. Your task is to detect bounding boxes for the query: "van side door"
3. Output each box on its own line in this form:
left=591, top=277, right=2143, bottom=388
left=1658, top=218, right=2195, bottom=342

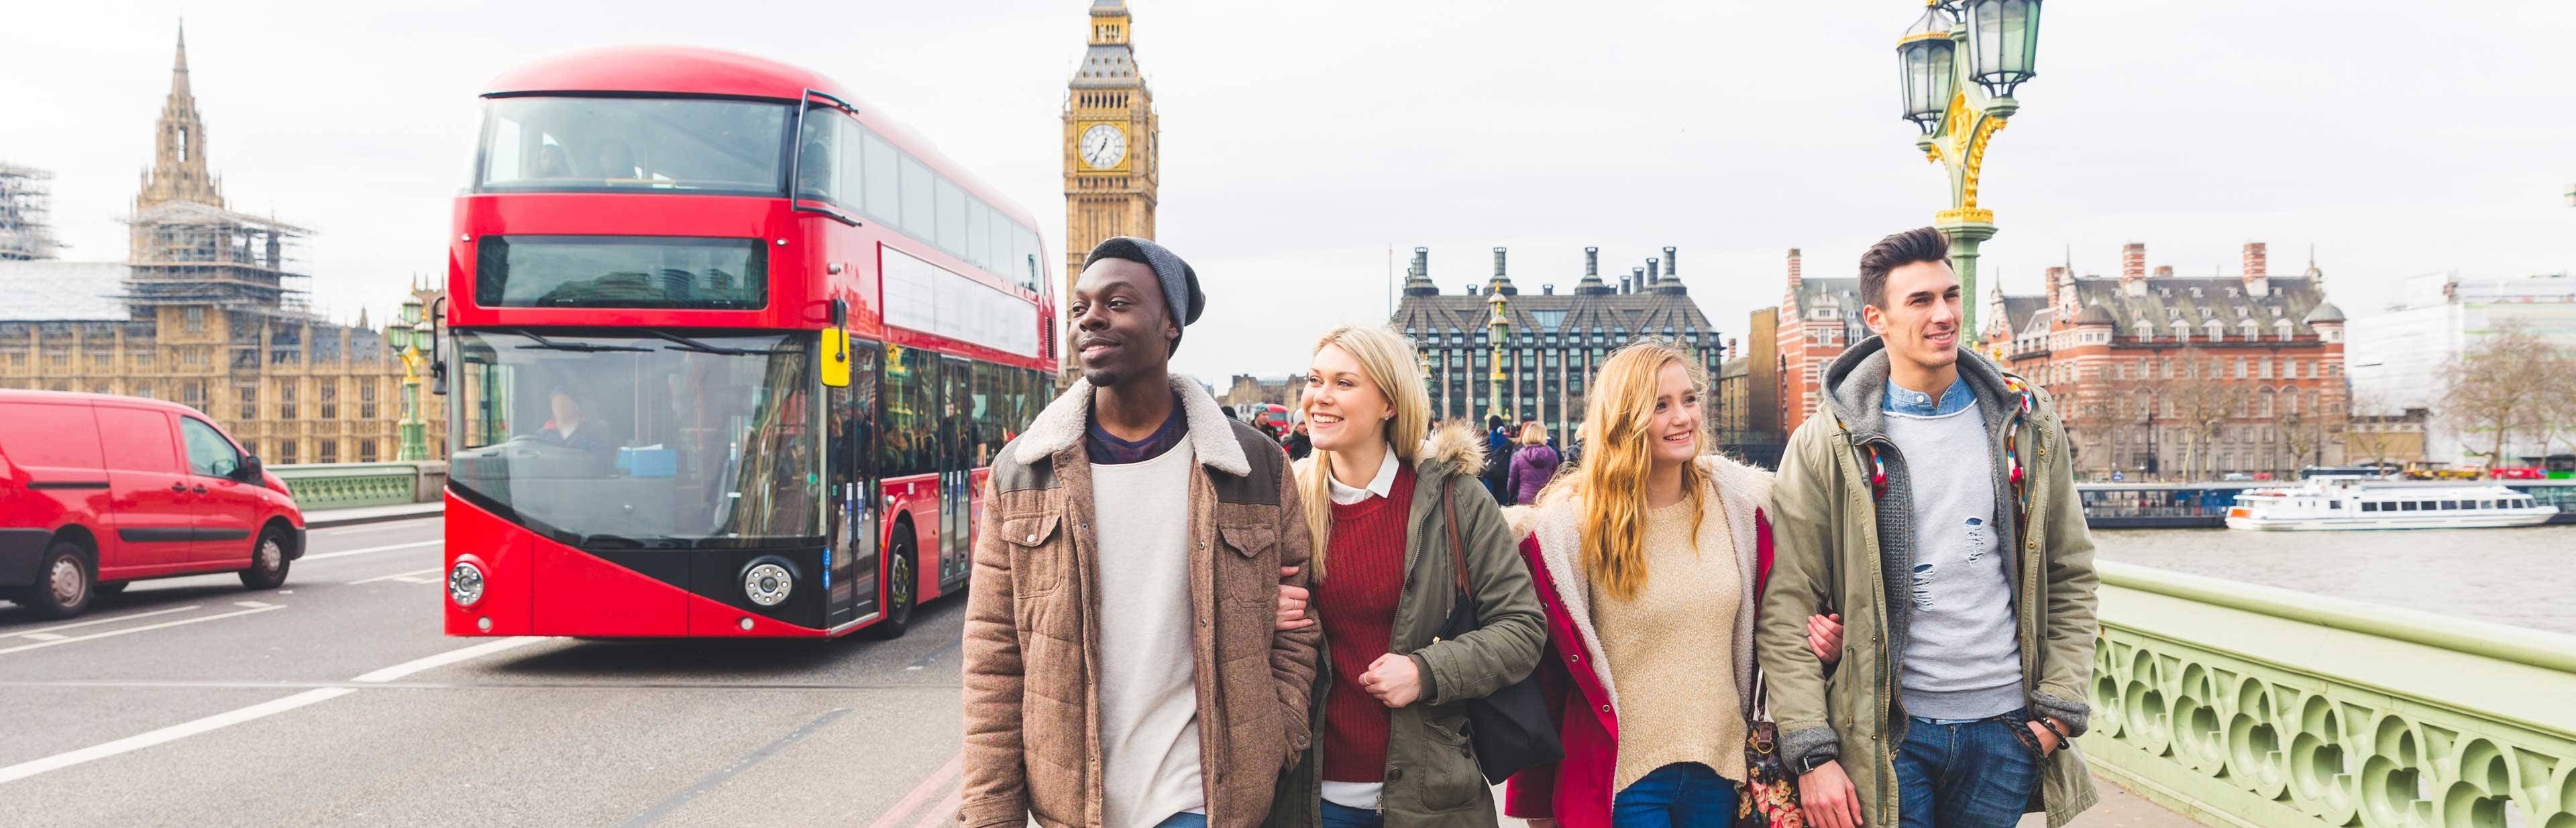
left=92, top=406, right=197, bottom=573
left=178, top=416, right=260, bottom=564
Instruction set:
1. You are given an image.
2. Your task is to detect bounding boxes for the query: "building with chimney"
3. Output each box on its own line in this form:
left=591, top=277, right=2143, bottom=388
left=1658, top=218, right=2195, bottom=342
left=1389, top=245, right=1723, bottom=449
left=1978, top=241, right=2347, bottom=479
left=1771, top=240, right=2348, bottom=479
left=1772, top=247, right=1871, bottom=428
left=0, top=25, right=443, bottom=465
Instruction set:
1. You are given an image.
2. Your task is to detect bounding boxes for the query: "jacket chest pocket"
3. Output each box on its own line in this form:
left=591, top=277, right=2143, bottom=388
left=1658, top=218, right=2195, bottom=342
left=1003, top=513, right=1065, bottom=597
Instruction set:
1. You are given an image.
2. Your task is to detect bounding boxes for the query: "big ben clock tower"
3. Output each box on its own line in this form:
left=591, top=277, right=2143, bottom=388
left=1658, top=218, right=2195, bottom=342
left=1063, top=0, right=1159, bottom=378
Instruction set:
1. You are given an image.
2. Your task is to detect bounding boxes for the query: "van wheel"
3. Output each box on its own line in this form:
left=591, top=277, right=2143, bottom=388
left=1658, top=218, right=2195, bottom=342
left=238, top=527, right=290, bottom=590
left=11, top=541, right=94, bottom=619
left=860, top=529, right=916, bottom=640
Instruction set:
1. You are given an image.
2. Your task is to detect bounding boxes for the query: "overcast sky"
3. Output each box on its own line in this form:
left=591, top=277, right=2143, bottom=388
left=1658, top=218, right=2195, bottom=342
left=5, top=1, right=2571, bottom=380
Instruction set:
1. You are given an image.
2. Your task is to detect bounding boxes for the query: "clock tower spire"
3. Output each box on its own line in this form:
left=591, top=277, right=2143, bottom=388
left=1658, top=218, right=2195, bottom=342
left=1063, top=0, right=1159, bottom=379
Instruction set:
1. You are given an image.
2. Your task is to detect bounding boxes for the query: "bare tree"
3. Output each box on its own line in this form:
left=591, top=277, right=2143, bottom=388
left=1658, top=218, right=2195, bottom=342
left=2443, top=320, right=2559, bottom=471
left=2524, top=343, right=2576, bottom=471
left=2144, top=347, right=2249, bottom=479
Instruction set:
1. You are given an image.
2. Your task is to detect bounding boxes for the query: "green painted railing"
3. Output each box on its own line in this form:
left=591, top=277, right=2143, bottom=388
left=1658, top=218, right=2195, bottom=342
left=2081, top=561, right=2576, bottom=828
left=270, top=462, right=445, bottom=511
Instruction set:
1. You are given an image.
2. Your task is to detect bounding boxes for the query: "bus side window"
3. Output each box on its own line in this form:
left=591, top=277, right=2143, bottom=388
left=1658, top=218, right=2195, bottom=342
left=797, top=104, right=843, bottom=204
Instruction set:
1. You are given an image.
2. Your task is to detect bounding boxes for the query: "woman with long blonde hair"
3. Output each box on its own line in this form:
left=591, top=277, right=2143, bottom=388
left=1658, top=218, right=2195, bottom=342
left=1501, top=340, right=1835, bottom=828
left=1266, top=324, right=1545, bottom=828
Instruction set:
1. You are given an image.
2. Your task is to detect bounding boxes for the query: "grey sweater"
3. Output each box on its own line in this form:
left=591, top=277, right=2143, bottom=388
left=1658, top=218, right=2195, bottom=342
left=1819, top=340, right=2029, bottom=725
left=1883, top=399, right=2025, bottom=719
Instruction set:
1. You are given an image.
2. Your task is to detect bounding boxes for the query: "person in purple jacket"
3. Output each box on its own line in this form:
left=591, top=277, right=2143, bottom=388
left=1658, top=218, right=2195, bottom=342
left=1506, top=421, right=1562, bottom=506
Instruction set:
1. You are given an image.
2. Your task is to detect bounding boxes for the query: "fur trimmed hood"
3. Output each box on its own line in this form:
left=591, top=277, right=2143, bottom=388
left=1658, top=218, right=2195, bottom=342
left=1291, top=420, right=1489, bottom=487
left=1002, top=373, right=1248, bottom=476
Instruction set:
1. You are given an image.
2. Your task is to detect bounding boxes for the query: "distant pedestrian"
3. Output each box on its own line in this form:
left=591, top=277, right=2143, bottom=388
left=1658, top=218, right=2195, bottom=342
left=1482, top=414, right=1513, bottom=499
left=1285, top=420, right=1313, bottom=461
left=1504, top=422, right=1560, bottom=506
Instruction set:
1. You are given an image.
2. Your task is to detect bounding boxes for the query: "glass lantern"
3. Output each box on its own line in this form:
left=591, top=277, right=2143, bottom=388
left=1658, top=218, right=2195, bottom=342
left=1965, top=0, right=2041, bottom=98
left=1897, top=5, right=1957, bottom=134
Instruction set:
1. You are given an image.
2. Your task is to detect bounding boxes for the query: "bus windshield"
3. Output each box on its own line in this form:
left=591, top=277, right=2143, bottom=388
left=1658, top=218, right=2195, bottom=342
left=476, top=97, right=790, bottom=195
left=447, top=329, right=820, bottom=548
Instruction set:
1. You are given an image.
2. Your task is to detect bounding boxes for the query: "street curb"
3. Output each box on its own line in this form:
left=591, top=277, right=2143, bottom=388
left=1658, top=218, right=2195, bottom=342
left=305, top=506, right=443, bottom=530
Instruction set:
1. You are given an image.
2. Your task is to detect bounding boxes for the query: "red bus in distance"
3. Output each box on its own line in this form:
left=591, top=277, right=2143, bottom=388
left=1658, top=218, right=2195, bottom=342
left=439, top=46, right=1055, bottom=640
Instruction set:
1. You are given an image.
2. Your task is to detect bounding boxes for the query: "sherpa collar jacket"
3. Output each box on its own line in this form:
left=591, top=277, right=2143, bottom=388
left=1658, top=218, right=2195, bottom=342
left=961, top=374, right=1324, bottom=828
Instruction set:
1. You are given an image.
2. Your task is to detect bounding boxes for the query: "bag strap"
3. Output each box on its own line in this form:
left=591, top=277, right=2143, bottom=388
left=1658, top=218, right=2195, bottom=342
left=1442, top=481, right=1470, bottom=595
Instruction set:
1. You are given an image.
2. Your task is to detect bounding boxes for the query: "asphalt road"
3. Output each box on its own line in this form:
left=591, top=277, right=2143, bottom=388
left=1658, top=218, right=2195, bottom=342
left=0, top=517, right=971, bottom=828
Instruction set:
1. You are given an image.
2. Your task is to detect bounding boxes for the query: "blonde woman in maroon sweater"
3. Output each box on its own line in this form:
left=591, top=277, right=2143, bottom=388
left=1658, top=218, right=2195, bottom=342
left=1265, top=324, right=1546, bottom=828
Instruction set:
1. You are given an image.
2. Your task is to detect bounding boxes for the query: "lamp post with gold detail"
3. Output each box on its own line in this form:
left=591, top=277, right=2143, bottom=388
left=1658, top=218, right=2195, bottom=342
left=1898, top=0, right=2041, bottom=337
left=1486, top=288, right=1511, bottom=422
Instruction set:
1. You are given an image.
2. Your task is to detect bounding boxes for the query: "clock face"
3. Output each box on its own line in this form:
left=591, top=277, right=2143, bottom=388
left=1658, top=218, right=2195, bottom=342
left=1079, top=123, right=1127, bottom=169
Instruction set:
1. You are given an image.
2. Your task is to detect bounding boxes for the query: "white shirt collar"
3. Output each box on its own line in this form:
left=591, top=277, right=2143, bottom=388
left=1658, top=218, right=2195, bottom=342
left=1326, top=447, right=1402, bottom=506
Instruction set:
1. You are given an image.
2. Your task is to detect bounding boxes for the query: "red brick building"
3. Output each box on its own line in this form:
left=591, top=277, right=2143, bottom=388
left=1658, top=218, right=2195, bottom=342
left=1772, top=241, right=2350, bottom=480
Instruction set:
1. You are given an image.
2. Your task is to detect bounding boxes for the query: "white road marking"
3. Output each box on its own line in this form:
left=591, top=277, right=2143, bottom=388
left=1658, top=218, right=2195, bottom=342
left=19, top=633, right=65, bottom=642
left=347, top=568, right=439, bottom=585
left=350, top=636, right=543, bottom=683
left=0, top=688, right=358, bottom=784
left=299, top=540, right=441, bottom=563
left=232, top=601, right=276, bottom=609
left=0, top=605, right=284, bottom=656
left=6, top=605, right=202, bottom=638
left=0, top=636, right=545, bottom=786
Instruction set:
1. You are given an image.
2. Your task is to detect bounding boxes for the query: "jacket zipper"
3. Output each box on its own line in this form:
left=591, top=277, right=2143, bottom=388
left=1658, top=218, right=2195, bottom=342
left=1859, top=434, right=1902, bottom=825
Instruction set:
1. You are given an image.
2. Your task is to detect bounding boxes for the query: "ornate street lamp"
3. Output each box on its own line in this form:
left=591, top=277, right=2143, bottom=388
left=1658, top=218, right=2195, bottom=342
left=1896, top=0, right=2043, bottom=336
left=1897, top=5, right=1956, bottom=135
left=386, top=297, right=431, bottom=461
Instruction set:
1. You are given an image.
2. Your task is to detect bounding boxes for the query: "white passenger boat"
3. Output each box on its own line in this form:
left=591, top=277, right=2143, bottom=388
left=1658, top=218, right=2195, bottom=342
left=2225, top=478, right=2557, bottom=530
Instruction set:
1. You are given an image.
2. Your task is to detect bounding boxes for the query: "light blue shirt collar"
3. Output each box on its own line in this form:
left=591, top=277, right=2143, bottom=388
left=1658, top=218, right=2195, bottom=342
left=1884, top=376, right=1975, bottom=416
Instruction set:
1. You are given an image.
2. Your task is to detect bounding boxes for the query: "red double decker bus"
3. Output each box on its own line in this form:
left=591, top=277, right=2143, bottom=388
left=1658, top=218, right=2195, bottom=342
left=438, top=47, right=1055, bottom=639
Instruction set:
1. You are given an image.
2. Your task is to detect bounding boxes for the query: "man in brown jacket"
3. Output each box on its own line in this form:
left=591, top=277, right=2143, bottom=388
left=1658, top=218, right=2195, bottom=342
left=963, top=237, right=1322, bottom=828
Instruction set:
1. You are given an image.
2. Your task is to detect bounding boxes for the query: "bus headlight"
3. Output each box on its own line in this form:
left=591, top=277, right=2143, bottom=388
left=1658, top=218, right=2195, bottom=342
left=448, top=560, right=486, bottom=607
left=742, top=558, right=794, bottom=607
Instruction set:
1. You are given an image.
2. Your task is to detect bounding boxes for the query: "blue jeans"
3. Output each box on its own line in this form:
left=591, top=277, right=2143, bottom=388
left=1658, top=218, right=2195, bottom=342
left=1613, top=762, right=1741, bottom=828
left=1320, top=800, right=1383, bottom=828
left=1893, top=711, right=2045, bottom=828
left=1150, top=813, right=1208, bottom=828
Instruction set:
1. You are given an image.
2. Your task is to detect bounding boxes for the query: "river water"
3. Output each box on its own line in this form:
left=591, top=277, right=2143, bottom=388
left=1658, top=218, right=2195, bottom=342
left=2092, top=524, right=2576, bottom=635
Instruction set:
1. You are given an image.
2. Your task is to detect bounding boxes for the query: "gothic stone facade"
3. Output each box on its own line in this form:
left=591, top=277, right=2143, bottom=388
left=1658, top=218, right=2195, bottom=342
left=1392, top=246, right=1723, bottom=449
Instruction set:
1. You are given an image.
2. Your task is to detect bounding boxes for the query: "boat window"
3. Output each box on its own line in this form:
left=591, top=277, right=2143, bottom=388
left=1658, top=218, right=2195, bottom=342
left=2479, top=500, right=2492, bottom=509
left=2440, top=499, right=2458, bottom=510
left=2361, top=501, right=2378, bottom=512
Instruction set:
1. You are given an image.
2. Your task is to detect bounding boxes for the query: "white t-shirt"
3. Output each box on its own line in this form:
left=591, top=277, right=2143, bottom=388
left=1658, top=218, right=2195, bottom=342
left=1090, top=446, right=1208, bottom=827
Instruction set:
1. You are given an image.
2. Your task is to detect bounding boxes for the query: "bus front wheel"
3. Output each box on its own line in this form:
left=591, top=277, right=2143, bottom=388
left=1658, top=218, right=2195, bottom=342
left=862, top=528, right=916, bottom=640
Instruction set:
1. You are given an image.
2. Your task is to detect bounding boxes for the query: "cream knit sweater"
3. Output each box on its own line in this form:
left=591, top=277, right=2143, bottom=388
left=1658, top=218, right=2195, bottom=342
left=1589, top=499, right=1749, bottom=792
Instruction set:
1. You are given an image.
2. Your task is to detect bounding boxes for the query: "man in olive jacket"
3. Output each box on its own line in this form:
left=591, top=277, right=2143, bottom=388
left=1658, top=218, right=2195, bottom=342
left=1759, top=228, right=2100, bottom=828
left=963, top=238, right=1322, bottom=828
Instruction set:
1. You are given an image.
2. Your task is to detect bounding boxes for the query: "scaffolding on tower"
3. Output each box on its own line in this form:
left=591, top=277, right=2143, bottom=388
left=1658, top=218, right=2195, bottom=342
left=117, top=199, right=314, bottom=319
left=0, top=163, right=64, bottom=261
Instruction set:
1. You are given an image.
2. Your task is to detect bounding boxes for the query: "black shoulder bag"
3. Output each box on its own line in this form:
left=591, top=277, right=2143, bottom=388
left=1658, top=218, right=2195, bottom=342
left=1433, top=482, right=1563, bottom=784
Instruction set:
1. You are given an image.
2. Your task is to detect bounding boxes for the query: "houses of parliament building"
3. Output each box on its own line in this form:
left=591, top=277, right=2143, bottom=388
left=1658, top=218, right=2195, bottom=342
left=0, top=27, right=444, bottom=465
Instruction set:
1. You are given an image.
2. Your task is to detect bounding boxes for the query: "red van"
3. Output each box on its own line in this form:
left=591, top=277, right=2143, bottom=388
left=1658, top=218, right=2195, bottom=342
left=0, top=390, right=304, bottom=618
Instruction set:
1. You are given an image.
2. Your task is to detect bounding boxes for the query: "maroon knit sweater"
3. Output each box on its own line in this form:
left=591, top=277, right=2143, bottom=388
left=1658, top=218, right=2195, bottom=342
left=1317, top=463, right=1417, bottom=784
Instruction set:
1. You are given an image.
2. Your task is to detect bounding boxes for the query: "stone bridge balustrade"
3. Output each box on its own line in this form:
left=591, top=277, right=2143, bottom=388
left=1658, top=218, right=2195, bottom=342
left=2082, top=560, right=2576, bottom=828
left=270, top=461, right=445, bottom=510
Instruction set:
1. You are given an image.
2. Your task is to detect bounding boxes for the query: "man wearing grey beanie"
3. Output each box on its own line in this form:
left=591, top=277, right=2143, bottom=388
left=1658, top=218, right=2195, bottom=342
left=963, top=237, right=1320, bottom=828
